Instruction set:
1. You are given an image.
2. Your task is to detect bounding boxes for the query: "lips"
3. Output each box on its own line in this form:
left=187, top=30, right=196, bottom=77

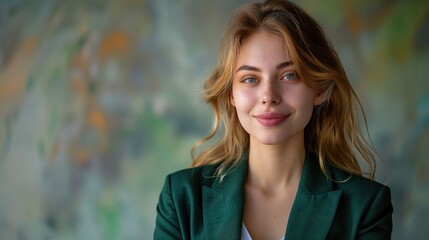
left=254, top=112, right=290, bottom=127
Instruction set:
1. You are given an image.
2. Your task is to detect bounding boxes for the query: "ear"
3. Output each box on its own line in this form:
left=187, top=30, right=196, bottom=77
left=230, top=93, right=236, bottom=107
left=313, top=91, right=326, bottom=106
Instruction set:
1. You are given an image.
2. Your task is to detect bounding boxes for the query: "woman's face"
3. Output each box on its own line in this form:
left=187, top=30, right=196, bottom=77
left=231, top=30, right=322, bottom=147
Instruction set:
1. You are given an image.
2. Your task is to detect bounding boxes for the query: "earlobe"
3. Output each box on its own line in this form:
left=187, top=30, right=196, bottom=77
left=230, top=93, right=236, bottom=107
left=313, top=92, right=325, bottom=106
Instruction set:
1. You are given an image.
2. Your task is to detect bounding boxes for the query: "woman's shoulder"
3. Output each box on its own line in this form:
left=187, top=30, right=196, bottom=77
left=327, top=165, right=393, bottom=236
left=329, top=165, right=391, bottom=201
left=168, top=163, right=218, bottom=177
left=164, top=163, right=219, bottom=188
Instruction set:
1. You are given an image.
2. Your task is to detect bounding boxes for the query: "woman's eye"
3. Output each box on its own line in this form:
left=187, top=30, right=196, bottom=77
left=282, top=72, right=297, bottom=80
left=242, top=77, right=257, bottom=84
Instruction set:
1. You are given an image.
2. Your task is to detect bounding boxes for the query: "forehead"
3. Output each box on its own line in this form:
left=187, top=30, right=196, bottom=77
left=235, top=30, right=292, bottom=69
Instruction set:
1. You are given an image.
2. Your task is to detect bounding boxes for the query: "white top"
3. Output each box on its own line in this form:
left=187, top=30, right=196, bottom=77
left=241, top=223, right=285, bottom=240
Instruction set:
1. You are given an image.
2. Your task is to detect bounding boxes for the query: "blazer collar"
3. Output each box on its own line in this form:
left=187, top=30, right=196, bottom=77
left=285, top=151, right=342, bottom=239
left=202, top=158, right=248, bottom=240
left=202, top=152, right=342, bottom=240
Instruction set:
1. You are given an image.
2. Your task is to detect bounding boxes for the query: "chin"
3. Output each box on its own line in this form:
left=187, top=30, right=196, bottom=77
left=254, top=137, right=288, bottom=146
left=251, top=132, right=302, bottom=146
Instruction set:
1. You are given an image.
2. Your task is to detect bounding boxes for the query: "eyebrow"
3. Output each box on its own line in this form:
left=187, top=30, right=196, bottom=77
left=235, top=61, right=293, bottom=73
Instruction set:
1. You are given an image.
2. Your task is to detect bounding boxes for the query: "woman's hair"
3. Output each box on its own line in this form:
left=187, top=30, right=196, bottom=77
left=191, top=0, right=377, bottom=179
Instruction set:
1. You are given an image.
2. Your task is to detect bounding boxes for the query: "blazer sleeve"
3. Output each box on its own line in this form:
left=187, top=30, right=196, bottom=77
left=154, top=175, right=182, bottom=240
left=357, top=186, right=393, bottom=240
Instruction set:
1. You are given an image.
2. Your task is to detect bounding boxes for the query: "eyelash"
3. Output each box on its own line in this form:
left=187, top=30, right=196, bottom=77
left=240, top=71, right=298, bottom=84
left=282, top=71, right=298, bottom=80
left=242, top=77, right=258, bottom=84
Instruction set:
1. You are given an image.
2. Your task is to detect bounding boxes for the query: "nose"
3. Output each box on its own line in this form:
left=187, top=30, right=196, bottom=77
left=261, top=80, right=281, bottom=105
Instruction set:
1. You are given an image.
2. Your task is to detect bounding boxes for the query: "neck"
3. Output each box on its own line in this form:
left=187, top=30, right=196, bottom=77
left=247, top=135, right=305, bottom=194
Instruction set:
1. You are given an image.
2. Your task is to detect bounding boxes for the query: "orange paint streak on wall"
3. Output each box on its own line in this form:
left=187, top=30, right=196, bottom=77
left=88, top=107, right=108, bottom=131
left=73, top=148, right=91, bottom=166
left=345, top=4, right=364, bottom=34
left=99, top=30, right=130, bottom=62
left=0, top=37, right=37, bottom=105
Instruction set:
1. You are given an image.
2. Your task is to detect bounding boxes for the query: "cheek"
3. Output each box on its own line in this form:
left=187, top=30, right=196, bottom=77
left=232, top=88, right=254, bottom=110
left=298, top=91, right=317, bottom=119
left=232, top=89, right=254, bottom=132
left=288, top=86, right=316, bottom=116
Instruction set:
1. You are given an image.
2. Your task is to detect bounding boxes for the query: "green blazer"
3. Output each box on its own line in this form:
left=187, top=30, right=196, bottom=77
left=154, top=152, right=393, bottom=239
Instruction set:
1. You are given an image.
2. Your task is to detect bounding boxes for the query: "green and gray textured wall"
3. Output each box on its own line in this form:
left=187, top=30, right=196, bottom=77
left=0, top=0, right=428, bottom=239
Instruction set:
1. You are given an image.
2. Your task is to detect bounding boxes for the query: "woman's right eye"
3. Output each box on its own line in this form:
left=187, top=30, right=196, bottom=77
left=242, top=77, right=257, bottom=84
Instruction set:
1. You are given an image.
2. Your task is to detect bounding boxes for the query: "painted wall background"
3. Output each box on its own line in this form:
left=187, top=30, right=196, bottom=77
left=0, top=0, right=428, bottom=239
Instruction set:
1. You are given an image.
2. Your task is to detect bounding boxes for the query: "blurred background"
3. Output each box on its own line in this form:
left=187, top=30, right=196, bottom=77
left=0, top=0, right=428, bottom=239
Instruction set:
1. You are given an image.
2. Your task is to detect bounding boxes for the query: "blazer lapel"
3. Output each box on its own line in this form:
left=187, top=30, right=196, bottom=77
left=201, top=152, right=342, bottom=240
left=202, top=159, right=248, bottom=240
left=285, top=152, right=342, bottom=239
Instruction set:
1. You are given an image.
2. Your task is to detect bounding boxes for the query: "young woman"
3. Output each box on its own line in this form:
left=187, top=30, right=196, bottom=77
left=154, top=0, right=393, bottom=239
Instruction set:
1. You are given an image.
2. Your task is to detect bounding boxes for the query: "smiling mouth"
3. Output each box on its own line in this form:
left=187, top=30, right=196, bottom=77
left=254, top=113, right=290, bottom=127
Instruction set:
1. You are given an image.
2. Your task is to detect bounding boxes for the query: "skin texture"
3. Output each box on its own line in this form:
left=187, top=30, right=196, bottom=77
left=231, top=30, right=322, bottom=147
left=231, top=30, right=323, bottom=240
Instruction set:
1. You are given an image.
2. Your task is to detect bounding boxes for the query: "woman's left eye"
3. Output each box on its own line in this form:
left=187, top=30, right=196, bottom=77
left=242, top=77, right=257, bottom=84
left=282, top=72, right=297, bottom=80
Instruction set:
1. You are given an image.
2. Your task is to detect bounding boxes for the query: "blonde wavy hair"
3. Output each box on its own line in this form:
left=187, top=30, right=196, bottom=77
left=191, top=0, right=377, bottom=179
